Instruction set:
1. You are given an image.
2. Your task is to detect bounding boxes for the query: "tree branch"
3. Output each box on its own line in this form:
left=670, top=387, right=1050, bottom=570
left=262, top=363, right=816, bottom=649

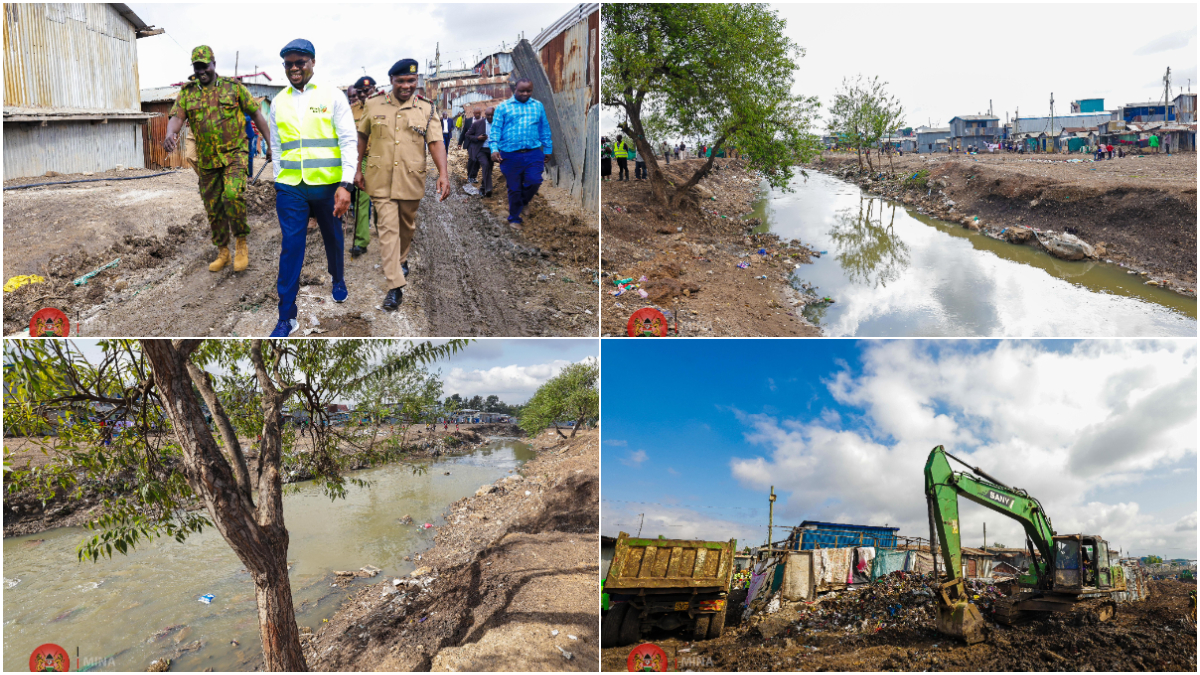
left=186, top=361, right=256, bottom=510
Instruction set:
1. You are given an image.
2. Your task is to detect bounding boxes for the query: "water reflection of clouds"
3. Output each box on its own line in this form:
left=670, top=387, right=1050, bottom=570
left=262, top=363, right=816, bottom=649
left=765, top=173, right=1195, bottom=337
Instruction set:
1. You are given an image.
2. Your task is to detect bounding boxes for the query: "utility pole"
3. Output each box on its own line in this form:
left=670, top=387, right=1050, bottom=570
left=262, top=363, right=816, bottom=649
left=434, top=42, right=441, bottom=79
left=1162, top=66, right=1172, bottom=122
left=637, top=513, right=644, bottom=538
left=1049, top=93, right=1055, bottom=152
left=234, top=50, right=239, bottom=79
left=984, top=522, right=987, bottom=552
left=767, top=486, right=776, bottom=552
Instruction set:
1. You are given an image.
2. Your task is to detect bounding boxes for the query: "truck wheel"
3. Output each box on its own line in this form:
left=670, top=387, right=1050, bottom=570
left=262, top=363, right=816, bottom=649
left=693, top=614, right=712, bottom=641
left=602, top=604, right=629, bottom=648
left=707, top=609, right=726, bottom=639
left=618, top=605, right=641, bottom=646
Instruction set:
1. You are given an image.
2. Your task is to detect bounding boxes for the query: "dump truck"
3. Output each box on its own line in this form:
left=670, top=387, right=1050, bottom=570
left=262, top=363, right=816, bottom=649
left=601, top=532, right=737, bottom=648
left=925, top=445, right=1136, bottom=644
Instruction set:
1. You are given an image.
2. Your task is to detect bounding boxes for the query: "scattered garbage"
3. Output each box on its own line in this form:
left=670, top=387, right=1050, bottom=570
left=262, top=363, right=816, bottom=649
left=551, top=629, right=559, bottom=637
left=72, top=258, right=120, bottom=286
left=422, top=523, right=434, bottom=529
left=198, top=594, right=215, bottom=605
left=3, top=274, right=45, bottom=292
left=737, top=262, right=750, bottom=269
left=556, top=645, right=574, bottom=661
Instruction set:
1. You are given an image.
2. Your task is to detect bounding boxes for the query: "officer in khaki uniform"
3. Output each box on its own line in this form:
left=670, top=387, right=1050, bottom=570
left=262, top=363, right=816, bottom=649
left=347, top=75, right=377, bottom=258
left=355, top=58, right=450, bottom=311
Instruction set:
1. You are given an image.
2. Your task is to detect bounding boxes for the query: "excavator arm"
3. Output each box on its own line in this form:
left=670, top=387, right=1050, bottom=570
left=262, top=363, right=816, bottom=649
left=923, top=445, right=1058, bottom=643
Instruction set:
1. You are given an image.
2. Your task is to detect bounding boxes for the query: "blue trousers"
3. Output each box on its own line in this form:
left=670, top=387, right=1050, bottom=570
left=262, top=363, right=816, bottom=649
left=499, top=150, right=545, bottom=223
left=275, top=181, right=344, bottom=322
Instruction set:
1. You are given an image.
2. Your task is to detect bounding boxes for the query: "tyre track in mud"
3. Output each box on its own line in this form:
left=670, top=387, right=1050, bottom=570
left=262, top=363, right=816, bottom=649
left=415, top=170, right=531, bottom=337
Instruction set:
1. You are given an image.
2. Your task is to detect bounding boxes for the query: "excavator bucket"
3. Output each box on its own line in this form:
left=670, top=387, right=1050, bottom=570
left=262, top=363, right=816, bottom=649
left=936, top=600, right=986, bottom=645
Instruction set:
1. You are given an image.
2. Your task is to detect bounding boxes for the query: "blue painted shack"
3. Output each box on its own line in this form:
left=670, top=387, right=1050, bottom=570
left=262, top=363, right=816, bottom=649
left=787, top=521, right=900, bottom=550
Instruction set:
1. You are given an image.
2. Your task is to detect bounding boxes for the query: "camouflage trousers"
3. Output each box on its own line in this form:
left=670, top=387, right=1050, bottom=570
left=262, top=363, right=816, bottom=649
left=196, top=155, right=249, bottom=247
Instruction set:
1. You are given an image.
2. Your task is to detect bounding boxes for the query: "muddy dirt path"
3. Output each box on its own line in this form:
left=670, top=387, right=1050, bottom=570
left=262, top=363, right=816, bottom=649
left=3, top=161, right=596, bottom=336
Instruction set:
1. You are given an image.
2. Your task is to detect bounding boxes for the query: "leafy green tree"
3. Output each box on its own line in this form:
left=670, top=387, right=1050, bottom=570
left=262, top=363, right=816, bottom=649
left=466, top=394, right=484, bottom=411
left=353, top=357, right=443, bottom=455
left=444, top=393, right=463, bottom=408
left=828, top=74, right=905, bottom=173
left=518, top=359, right=599, bottom=439
left=602, top=2, right=822, bottom=209
left=3, top=339, right=465, bottom=671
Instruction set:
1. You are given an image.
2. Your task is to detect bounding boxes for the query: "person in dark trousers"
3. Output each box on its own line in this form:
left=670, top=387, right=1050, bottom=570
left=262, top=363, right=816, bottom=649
left=614, top=134, right=630, bottom=181
left=463, top=105, right=486, bottom=183
left=266, top=38, right=356, bottom=336
left=489, top=77, right=553, bottom=227
left=465, top=107, right=492, bottom=194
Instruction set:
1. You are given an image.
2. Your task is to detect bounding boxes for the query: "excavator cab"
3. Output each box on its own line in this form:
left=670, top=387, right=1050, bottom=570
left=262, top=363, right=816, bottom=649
left=1053, top=535, right=1113, bottom=592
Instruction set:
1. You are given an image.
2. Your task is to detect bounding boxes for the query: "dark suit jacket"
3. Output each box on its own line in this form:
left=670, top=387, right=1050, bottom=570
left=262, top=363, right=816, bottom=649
left=465, top=117, right=488, bottom=148
left=458, top=114, right=478, bottom=146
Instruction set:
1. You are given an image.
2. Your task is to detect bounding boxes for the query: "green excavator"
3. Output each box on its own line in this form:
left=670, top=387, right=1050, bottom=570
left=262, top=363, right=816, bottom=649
left=925, top=445, right=1128, bottom=644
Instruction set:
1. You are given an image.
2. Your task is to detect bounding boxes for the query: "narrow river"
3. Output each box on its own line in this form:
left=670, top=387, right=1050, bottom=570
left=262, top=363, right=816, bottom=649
left=3, top=438, right=534, bottom=672
left=752, top=171, right=1196, bottom=337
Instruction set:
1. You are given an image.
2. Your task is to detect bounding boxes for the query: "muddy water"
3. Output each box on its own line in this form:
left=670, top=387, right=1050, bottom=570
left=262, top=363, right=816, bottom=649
left=2, top=438, right=534, bottom=672
left=751, top=171, right=1197, bottom=337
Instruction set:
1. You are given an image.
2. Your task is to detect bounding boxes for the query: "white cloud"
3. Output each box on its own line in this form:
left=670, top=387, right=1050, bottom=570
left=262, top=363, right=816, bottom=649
left=443, top=359, right=574, bottom=403
left=1176, top=512, right=1197, bottom=532
left=768, top=378, right=777, bottom=392
left=605, top=439, right=629, bottom=447
left=728, top=341, right=1197, bottom=557
left=602, top=501, right=759, bottom=544
left=1133, top=29, right=1195, bottom=56
left=622, top=450, right=648, bottom=467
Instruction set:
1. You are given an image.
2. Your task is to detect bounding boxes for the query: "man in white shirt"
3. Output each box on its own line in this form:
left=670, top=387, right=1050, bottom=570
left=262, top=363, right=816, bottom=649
left=265, top=38, right=359, bottom=337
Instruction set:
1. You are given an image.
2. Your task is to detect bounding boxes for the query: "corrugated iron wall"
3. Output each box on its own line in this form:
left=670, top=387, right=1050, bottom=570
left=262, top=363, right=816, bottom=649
left=4, top=120, right=145, bottom=179
left=508, top=5, right=597, bottom=213
left=4, top=3, right=141, bottom=111
left=141, top=100, right=185, bottom=169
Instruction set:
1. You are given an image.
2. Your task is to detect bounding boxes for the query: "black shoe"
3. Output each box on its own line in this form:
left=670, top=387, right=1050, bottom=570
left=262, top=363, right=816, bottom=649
left=350, top=245, right=367, bottom=258
left=401, top=261, right=410, bottom=278
left=483, top=190, right=492, bottom=197
left=382, top=287, right=403, bottom=311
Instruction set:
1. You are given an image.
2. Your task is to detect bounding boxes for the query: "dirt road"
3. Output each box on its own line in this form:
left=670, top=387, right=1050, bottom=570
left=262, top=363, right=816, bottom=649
left=305, top=429, right=599, bottom=671
left=3, top=157, right=597, bottom=336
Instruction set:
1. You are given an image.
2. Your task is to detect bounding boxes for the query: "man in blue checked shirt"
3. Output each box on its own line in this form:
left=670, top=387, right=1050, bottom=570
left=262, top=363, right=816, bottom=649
left=489, top=78, right=553, bottom=227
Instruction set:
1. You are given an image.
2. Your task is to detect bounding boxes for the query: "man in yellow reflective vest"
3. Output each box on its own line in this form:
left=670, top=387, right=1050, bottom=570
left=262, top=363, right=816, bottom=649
left=613, top=134, right=630, bottom=181
left=266, top=39, right=358, bottom=337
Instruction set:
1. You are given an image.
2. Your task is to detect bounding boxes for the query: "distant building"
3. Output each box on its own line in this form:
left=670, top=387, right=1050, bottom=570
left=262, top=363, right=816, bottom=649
left=1173, top=92, right=1197, bottom=124
left=948, top=114, right=1002, bottom=149
left=1071, top=98, right=1104, bottom=113
left=1012, top=112, right=1112, bottom=139
left=784, top=521, right=900, bottom=550
left=1115, top=101, right=1176, bottom=123
left=3, top=3, right=164, bottom=179
left=916, top=127, right=951, bottom=153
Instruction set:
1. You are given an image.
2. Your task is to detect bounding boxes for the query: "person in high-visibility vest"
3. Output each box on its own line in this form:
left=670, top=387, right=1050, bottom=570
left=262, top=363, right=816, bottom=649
left=613, top=135, right=630, bottom=181
left=266, top=39, right=358, bottom=337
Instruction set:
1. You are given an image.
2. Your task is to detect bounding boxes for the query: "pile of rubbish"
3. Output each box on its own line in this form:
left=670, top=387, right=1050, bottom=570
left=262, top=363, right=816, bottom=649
left=750, top=571, right=1011, bottom=635
left=789, top=571, right=941, bottom=633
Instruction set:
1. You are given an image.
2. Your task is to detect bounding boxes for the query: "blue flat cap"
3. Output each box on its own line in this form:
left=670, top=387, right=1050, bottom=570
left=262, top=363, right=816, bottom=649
left=280, top=39, right=315, bottom=58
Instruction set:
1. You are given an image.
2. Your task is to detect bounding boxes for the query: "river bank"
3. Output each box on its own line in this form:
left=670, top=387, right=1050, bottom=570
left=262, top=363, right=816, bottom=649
left=304, top=428, right=599, bottom=671
left=600, top=159, right=821, bottom=336
left=807, top=152, right=1196, bottom=296
left=2, top=423, right=524, bottom=538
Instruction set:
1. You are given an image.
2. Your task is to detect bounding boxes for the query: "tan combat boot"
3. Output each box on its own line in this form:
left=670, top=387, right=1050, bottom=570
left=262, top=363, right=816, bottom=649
left=209, top=246, right=231, bottom=272
left=233, top=236, right=249, bottom=272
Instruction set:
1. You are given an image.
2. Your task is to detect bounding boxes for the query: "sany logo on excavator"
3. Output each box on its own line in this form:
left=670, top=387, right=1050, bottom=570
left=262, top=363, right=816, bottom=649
left=986, top=490, right=1015, bottom=509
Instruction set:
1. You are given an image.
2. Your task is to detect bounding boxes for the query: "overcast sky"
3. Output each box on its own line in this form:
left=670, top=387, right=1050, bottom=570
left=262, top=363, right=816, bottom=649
left=130, top=2, right=575, bottom=90
left=603, top=2, right=1198, bottom=139
left=601, top=340, right=1196, bottom=560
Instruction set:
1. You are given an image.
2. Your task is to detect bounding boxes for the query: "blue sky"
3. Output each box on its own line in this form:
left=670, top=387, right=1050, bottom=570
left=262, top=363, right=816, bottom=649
left=601, top=340, right=1196, bottom=559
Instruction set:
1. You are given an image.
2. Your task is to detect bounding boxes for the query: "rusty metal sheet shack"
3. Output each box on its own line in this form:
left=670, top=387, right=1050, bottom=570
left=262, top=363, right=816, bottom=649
left=511, top=2, right=599, bottom=215
left=3, top=3, right=162, bottom=179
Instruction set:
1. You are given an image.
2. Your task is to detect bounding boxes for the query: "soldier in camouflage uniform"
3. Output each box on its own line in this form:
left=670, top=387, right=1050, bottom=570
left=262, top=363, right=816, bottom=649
left=164, top=45, right=272, bottom=273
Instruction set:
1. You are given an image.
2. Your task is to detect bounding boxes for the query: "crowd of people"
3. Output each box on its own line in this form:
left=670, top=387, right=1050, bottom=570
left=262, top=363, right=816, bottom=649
left=599, top=135, right=740, bottom=181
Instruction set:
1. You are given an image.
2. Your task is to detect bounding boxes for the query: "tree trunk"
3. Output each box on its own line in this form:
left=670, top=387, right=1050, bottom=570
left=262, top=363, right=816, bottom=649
left=668, top=136, right=725, bottom=210
left=253, top=556, right=307, bottom=671
left=142, top=340, right=307, bottom=672
left=570, top=416, right=583, bottom=438
left=552, top=421, right=567, bottom=439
